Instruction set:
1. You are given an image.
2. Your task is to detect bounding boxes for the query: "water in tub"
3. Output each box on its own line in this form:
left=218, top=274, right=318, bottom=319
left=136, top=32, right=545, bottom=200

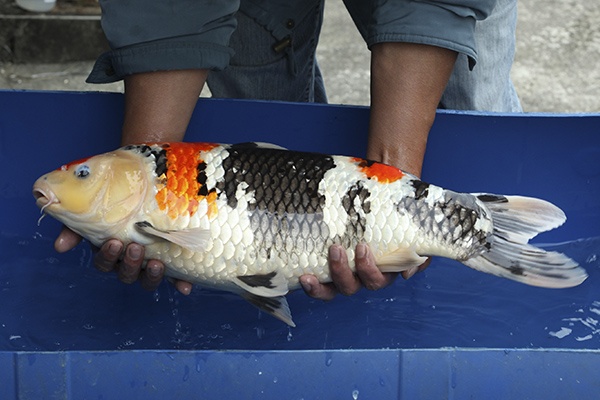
left=1, top=230, right=598, bottom=351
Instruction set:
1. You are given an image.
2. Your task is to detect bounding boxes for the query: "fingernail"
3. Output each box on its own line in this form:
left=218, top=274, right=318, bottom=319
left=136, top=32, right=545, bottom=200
left=356, top=243, right=366, bottom=259
left=178, top=285, right=191, bottom=296
left=300, top=280, right=313, bottom=294
left=128, top=245, right=142, bottom=261
left=148, top=263, right=161, bottom=277
left=329, top=246, right=341, bottom=262
left=107, top=242, right=121, bottom=257
left=55, top=237, right=66, bottom=252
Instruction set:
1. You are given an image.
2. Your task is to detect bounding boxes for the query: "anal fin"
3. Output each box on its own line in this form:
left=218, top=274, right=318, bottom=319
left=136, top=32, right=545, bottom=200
left=241, top=292, right=296, bottom=327
left=234, top=271, right=289, bottom=297
left=234, top=271, right=295, bottom=326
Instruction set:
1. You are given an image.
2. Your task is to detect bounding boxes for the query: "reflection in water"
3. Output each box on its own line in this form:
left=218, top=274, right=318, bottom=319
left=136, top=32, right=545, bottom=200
left=0, top=233, right=599, bottom=351
left=549, top=300, right=600, bottom=342
left=543, top=239, right=600, bottom=344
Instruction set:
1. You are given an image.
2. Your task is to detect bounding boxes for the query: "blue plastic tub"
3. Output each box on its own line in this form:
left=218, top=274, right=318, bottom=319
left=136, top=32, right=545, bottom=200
left=1, top=90, right=599, bottom=399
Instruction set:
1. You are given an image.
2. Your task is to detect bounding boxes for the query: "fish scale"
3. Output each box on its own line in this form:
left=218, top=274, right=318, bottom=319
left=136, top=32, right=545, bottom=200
left=218, top=143, right=333, bottom=214
left=33, top=142, right=588, bottom=327
left=397, top=190, right=490, bottom=260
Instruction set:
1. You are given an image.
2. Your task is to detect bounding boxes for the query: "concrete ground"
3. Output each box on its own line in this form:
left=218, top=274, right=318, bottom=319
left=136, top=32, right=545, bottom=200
left=0, top=0, right=598, bottom=113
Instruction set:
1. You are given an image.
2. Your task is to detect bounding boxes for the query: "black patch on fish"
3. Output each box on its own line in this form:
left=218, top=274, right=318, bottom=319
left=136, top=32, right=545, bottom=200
left=231, top=142, right=260, bottom=149
left=195, top=160, right=217, bottom=197
left=477, top=194, right=509, bottom=204
left=242, top=293, right=294, bottom=326
left=411, top=180, right=430, bottom=200
left=135, top=220, right=153, bottom=229
left=123, top=144, right=168, bottom=177
left=197, top=161, right=208, bottom=185
left=217, top=145, right=335, bottom=214
left=197, top=185, right=208, bottom=196
left=218, top=145, right=337, bottom=267
left=508, top=262, right=525, bottom=276
left=154, top=150, right=168, bottom=177
left=439, top=202, right=479, bottom=240
left=343, top=181, right=372, bottom=215
left=237, top=272, right=278, bottom=289
left=244, top=293, right=282, bottom=313
left=359, top=159, right=376, bottom=168
left=397, top=190, right=492, bottom=258
left=337, top=181, right=371, bottom=247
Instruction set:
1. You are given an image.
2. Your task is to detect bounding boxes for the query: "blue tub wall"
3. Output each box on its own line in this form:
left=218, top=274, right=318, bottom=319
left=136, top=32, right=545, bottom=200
left=3, top=349, right=600, bottom=400
left=1, top=90, right=599, bottom=399
left=2, top=91, right=598, bottom=240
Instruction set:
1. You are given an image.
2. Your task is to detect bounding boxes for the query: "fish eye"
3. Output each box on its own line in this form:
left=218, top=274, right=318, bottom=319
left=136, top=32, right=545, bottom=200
left=75, top=164, right=90, bottom=179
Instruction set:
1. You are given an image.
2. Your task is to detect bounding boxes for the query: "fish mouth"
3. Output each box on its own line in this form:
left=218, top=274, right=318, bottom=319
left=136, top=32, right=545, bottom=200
left=33, top=186, right=59, bottom=212
left=33, top=187, right=49, bottom=206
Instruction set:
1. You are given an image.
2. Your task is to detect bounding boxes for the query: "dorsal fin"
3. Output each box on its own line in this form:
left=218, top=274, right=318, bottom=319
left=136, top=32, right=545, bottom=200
left=230, top=142, right=288, bottom=150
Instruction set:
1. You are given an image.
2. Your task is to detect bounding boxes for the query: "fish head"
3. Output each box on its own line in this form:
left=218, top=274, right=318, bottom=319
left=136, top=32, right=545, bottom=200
left=33, top=149, right=148, bottom=243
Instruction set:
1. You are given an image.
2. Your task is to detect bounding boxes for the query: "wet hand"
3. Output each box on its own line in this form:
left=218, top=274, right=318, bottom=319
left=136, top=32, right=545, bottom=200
left=94, top=240, right=194, bottom=295
left=55, top=226, right=193, bottom=295
left=300, top=243, right=430, bottom=301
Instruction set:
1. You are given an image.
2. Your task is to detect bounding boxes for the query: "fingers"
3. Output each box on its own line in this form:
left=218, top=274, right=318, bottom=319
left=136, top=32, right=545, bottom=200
left=174, top=280, right=193, bottom=296
left=54, top=226, right=82, bottom=253
left=354, top=243, right=398, bottom=291
left=92, top=240, right=193, bottom=294
left=142, top=261, right=194, bottom=295
left=54, top=227, right=192, bottom=294
left=94, top=239, right=123, bottom=272
left=329, top=244, right=363, bottom=296
left=300, top=274, right=338, bottom=301
left=117, top=243, right=145, bottom=284
left=93, top=240, right=145, bottom=283
left=301, top=243, right=402, bottom=301
left=140, top=259, right=165, bottom=292
left=300, top=245, right=362, bottom=301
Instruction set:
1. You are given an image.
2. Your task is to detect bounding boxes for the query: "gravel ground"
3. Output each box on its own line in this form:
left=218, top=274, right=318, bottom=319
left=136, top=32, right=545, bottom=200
left=1, top=0, right=598, bottom=113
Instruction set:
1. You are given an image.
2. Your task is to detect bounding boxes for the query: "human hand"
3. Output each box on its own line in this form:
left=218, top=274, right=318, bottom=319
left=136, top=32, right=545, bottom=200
left=54, top=226, right=193, bottom=295
left=299, top=243, right=430, bottom=301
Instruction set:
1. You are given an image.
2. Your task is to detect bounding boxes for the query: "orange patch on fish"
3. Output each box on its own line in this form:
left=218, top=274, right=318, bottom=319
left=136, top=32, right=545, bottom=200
left=154, top=143, right=220, bottom=219
left=352, top=158, right=403, bottom=183
left=58, top=156, right=92, bottom=171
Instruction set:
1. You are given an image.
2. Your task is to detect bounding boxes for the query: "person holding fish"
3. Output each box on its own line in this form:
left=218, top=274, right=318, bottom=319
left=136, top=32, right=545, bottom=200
left=53, top=0, right=522, bottom=301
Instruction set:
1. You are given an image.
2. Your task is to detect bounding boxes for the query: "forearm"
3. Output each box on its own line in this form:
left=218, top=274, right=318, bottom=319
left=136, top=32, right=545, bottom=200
left=121, top=69, right=208, bottom=145
left=93, top=69, right=208, bottom=295
left=368, top=42, right=457, bottom=177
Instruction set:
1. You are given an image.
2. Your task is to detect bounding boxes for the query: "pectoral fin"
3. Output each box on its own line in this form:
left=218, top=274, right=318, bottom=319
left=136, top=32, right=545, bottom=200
left=376, top=248, right=429, bottom=273
left=135, top=221, right=211, bottom=252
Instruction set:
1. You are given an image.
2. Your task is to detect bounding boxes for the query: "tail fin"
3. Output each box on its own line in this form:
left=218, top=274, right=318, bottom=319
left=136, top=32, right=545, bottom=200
left=463, top=195, right=588, bottom=288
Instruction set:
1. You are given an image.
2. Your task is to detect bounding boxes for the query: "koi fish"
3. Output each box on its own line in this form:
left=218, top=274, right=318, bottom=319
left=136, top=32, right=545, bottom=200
left=32, top=142, right=587, bottom=326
